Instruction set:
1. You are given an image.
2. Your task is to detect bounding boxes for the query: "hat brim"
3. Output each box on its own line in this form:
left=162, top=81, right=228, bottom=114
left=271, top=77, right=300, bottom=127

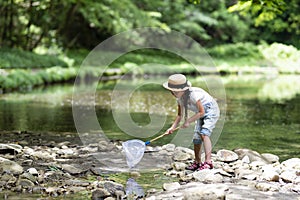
left=162, top=81, right=191, bottom=92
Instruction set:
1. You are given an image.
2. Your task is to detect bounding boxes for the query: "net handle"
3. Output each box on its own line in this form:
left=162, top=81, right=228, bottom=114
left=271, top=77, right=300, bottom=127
left=145, top=127, right=180, bottom=145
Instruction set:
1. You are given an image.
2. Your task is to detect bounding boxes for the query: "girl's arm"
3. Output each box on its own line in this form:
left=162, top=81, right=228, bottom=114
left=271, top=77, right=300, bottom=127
left=182, top=100, right=204, bottom=128
left=167, top=104, right=182, bottom=134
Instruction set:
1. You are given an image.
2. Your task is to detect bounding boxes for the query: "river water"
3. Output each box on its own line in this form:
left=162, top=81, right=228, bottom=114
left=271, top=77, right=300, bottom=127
left=0, top=75, right=299, bottom=161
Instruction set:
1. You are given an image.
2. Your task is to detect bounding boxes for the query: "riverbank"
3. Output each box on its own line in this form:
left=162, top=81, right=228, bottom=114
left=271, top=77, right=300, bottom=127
left=0, top=131, right=299, bottom=199
left=1, top=42, right=300, bottom=93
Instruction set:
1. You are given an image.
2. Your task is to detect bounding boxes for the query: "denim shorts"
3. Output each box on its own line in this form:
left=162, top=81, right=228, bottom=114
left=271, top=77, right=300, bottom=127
left=193, top=101, right=220, bottom=144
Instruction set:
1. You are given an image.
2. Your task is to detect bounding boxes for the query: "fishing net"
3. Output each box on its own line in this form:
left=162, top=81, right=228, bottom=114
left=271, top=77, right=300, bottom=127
left=122, top=139, right=146, bottom=168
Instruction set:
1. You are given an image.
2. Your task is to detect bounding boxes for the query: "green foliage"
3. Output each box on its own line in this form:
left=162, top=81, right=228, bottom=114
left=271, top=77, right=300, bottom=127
left=0, top=67, right=77, bottom=91
left=208, top=42, right=263, bottom=59
left=0, top=48, right=68, bottom=69
left=229, top=0, right=300, bottom=48
left=228, top=0, right=286, bottom=26
left=258, top=43, right=300, bottom=73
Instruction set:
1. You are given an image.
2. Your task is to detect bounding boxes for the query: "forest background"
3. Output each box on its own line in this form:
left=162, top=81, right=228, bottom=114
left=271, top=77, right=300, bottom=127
left=0, top=0, right=300, bottom=90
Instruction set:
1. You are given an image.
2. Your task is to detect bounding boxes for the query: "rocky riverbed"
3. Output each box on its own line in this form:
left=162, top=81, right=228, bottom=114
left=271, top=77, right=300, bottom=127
left=0, top=134, right=300, bottom=200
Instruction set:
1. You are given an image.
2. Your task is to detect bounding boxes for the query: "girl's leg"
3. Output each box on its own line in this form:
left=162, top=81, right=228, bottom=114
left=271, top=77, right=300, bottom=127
left=194, top=143, right=202, bottom=163
left=201, top=135, right=212, bottom=163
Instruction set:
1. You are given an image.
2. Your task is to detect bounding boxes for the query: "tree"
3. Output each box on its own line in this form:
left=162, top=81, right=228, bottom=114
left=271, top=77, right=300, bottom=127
left=229, top=0, right=300, bottom=47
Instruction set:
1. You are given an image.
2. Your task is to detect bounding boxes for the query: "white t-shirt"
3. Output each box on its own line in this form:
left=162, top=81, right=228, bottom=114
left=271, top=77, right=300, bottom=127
left=177, top=87, right=214, bottom=113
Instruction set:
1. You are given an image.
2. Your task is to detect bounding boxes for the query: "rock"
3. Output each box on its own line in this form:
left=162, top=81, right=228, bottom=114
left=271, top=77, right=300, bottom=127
left=92, top=188, right=111, bottom=200
left=206, top=173, right=224, bottom=183
left=17, top=179, right=35, bottom=188
left=57, top=148, right=75, bottom=156
left=255, top=182, right=279, bottom=192
left=68, top=186, right=86, bottom=193
left=280, top=170, right=298, bottom=183
left=0, top=143, right=23, bottom=154
left=163, top=182, right=180, bottom=191
left=162, top=144, right=176, bottom=152
left=261, top=170, right=280, bottom=182
left=175, top=146, right=194, bottom=156
left=98, top=141, right=115, bottom=152
left=173, top=150, right=190, bottom=161
left=241, top=155, right=250, bottom=164
left=183, top=183, right=228, bottom=200
left=217, top=149, right=238, bottom=162
left=30, top=151, right=56, bottom=161
left=171, top=162, right=187, bottom=171
left=61, top=164, right=88, bottom=175
left=64, top=179, right=90, bottom=187
left=0, top=173, right=16, bottom=182
left=103, top=181, right=124, bottom=196
left=261, top=153, right=279, bottom=163
left=27, top=167, right=39, bottom=176
left=281, top=158, right=300, bottom=170
left=234, top=148, right=269, bottom=164
left=20, top=172, right=37, bottom=182
left=193, top=169, right=214, bottom=182
left=261, top=165, right=280, bottom=182
left=0, top=157, right=24, bottom=175
left=130, top=171, right=141, bottom=178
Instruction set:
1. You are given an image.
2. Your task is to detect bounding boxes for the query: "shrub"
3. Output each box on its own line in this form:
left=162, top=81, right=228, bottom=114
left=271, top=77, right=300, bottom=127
left=0, top=48, right=68, bottom=69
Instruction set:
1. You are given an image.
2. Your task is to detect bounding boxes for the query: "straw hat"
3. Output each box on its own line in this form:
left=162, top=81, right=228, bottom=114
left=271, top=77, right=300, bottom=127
left=163, top=74, right=191, bottom=92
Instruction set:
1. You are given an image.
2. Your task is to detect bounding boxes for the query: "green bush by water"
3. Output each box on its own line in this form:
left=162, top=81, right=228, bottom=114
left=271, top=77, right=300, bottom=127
left=0, top=48, right=68, bottom=69
left=0, top=67, right=77, bottom=92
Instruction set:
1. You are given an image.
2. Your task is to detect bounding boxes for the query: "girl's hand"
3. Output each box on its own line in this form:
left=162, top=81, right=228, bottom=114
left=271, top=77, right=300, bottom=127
left=166, top=127, right=175, bottom=134
left=182, top=121, right=190, bottom=128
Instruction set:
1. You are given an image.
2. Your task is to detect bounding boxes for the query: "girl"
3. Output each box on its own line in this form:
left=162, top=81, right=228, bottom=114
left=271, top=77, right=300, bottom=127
left=163, top=74, right=220, bottom=170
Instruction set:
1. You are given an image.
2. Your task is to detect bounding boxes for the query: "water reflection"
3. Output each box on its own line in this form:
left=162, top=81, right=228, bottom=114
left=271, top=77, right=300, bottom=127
left=258, top=75, right=300, bottom=103
left=125, top=178, right=145, bottom=198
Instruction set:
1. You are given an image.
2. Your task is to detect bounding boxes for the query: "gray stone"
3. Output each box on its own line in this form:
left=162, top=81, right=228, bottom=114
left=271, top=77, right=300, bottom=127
left=61, top=164, right=87, bottom=175
left=92, top=188, right=111, bottom=200
left=217, top=149, right=238, bottom=162
left=163, top=182, right=180, bottom=191
left=0, top=143, right=23, bottom=154
left=0, top=157, right=23, bottom=175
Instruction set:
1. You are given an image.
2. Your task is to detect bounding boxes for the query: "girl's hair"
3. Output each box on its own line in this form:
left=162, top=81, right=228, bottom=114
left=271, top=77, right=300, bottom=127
left=183, top=89, right=190, bottom=121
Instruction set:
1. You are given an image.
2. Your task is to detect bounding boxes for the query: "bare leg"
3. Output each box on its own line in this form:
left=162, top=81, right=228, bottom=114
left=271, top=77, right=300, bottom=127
left=194, top=144, right=202, bottom=163
left=201, top=135, right=212, bottom=162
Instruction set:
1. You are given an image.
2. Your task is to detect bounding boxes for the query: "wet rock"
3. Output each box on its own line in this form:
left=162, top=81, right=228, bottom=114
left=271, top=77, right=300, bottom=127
left=103, top=181, right=124, bottom=196
left=98, top=141, right=115, bottom=152
left=20, top=172, right=37, bottom=183
left=57, top=148, right=75, bottom=156
left=61, top=164, right=88, bottom=175
left=92, top=188, right=110, bottom=200
left=30, top=151, right=56, bottom=161
left=0, top=143, right=23, bottom=154
left=16, top=179, right=35, bottom=188
left=217, top=149, right=239, bottom=162
left=0, top=157, right=23, bottom=175
left=65, top=179, right=90, bottom=187
left=27, top=167, right=39, bottom=176
left=32, top=186, right=45, bottom=194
